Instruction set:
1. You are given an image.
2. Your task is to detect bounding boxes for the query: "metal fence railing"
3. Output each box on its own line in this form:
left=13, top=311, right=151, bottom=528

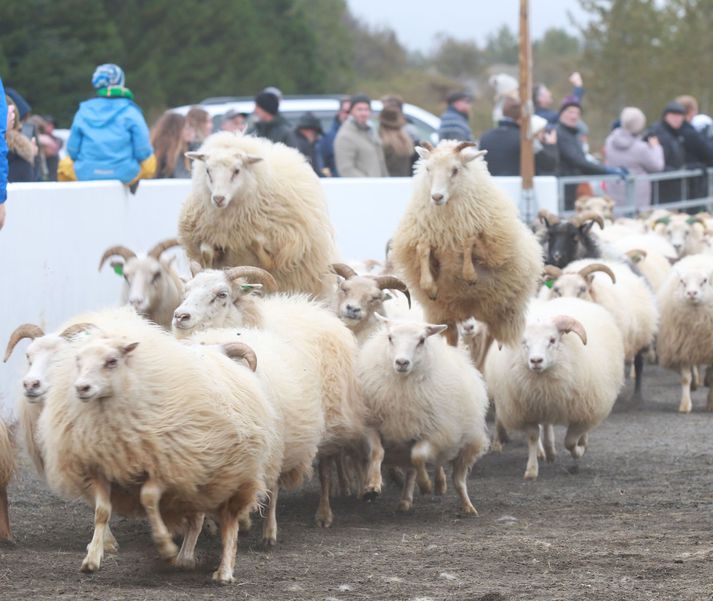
left=556, top=168, right=713, bottom=216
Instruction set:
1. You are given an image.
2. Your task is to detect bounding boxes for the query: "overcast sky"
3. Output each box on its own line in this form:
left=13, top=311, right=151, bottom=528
left=346, top=0, right=591, bottom=53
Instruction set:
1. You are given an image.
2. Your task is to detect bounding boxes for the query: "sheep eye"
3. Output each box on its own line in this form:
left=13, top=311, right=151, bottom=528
left=549, top=337, right=556, bottom=344
left=216, top=291, right=228, bottom=299
left=152, top=272, right=161, bottom=283
left=703, top=278, right=708, bottom=285
left=232, top=168, right=240, bottom=178
left=387, top=335, right=393, bottom=344
left=104, top=358, right=118, bottom=369
left=417, top=337, right=425, bottom=346
left=451, top=167, right=458, bottom=177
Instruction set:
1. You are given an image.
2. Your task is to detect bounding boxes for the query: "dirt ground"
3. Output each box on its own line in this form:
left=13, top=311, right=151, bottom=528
left=1, top=364, right=712, bottom=601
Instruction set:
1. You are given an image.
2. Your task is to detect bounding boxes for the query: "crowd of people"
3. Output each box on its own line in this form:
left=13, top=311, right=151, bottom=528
left=3, top=63, right=713, bottom=228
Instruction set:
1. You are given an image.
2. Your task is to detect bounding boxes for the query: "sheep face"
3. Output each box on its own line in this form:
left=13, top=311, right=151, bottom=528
left=574, top=196, right=614, bottom=221
left=186, top=150, right=263, bottom=209
left=74, top=339, right=139, bottom=402
left=336, top=277, right=385, bottom=325
left=520, top=315, right=587, bottom=373
left=550, top=273, right=591, bottom=301
left=415, top=144, right=485, bottom=206
left=657, top=220, right=692, bottom=257
left=675, top=268, right=713, bottom=306
left=122, top=256, right=167, bottom=316
left=376, top=315, right=447, bottom=375
left=21, top=336, right=66, bottom=401
left=545, top=222, right=596, bottom=268
left=173, top=271, right=236, bottom=335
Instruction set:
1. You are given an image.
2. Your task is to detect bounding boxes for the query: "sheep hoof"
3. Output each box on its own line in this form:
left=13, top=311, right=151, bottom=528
left=315, top=510, right=333, bottom=529
left=397, top=500, right=413, bottom=513
left=523, top=469, right=538, bottom=481
left=173, top=556, right=196, bottom=570
left=80, top=557, right=100, bottom=573
left=678, top=403, right=692, bottom=414
left=158, top=540, right=179, bottom=561
left=569, top=445, right=585, bottom=459
left=103, top=540, right=119, bottom=555
left=262, top=536, right=277, bottom=548
left=461, top=503, right=478, bottom=516
left=211, top=570, right=235, bottom=584
left=362, top=490, right=379, bottom=503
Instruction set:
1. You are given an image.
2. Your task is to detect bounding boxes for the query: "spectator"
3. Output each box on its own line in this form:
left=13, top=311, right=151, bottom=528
left=379, top=105, right=414, bottom=177
left=692, top=113, right=713, bottom=143
left=294, top=112, right=324, bottom=176
left=534, top=72, right=585, bottom=124
left=334, top=94, right=388, bottom=177
left=319, top=96, right=350, bottom=177
left=437, top=91, right=474, bottom=141
left=381, top=94, right=419, bottom=144
left=247, top=91, right=297, bottom=148
left=32, top=115, right=62, bottom=181
left=185, top=106, right=213, bottom=150
left=676, top=95, right=713, bottom=171
left=59, top=64, right=156, bottom=186
left=651, top=101, right=687, bottom=203
left=604, top=107, right=664, bottom=209
left=531, top=115, right=559, bottom=175
left=5, top=95, right=37, bottom=183
left=151, top=112, right=191, bottom=179
left=556, top=96, right=624, bottom=209
left=0, top=76, right=8, bottom=230
left=221, top=109, right=248, bottom=134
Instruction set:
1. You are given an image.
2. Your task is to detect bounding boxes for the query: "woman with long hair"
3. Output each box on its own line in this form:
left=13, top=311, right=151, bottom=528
left=185, top=106, right=213, bottom=150
left=151, top=112, right=191, bottom=179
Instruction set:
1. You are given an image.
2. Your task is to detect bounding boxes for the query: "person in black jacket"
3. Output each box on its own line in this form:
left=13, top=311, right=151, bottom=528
left=247, top=91, right=298, bottom=148
left=651, top=101, right=688, bottom=203
left=675, top=95, right=713, bottom=199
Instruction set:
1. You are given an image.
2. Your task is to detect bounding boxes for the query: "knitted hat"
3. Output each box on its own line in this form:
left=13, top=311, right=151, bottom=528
left=349, top=94, right=371, bottom=111
left=559, top=95, right=582, bottom=114
left=447, top=91, right=473, bottom=105
left=662, top=101, right=686, bottom=116
left=92, top=64, right=125, bottom=90
left=620, top=107, right=646, bottom=135
left=379, top=106, right=406, bottom=129
left=255, top=91, right=280, bottom=116
left=296, top=112, right=323, bottom=134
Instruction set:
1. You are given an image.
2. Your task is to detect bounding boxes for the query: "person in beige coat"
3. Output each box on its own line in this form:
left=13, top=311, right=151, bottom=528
left=334, top=95, right=388, bottom=177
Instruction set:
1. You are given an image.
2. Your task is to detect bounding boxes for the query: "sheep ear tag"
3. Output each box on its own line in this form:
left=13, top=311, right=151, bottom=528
left=544, top=278, right=554, bottom=289
left=113, top=263, right=124, bottom=277
left=240, top=283, right=262, bottom=292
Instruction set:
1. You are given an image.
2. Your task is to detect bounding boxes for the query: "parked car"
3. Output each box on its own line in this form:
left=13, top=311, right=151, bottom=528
left=172, top=95, right=440, bottom=144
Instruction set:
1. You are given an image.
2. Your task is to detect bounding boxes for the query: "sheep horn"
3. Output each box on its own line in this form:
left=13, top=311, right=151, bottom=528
left=418, top=141, right=434, bottom=151
left=571, top=211, right=605, bottom=230
left=331, top=263, right=358, bottom=280
left=537, top=209, right=560, bottom=226
left=454, top=141, right=477, bottom=153
left=687, top=214, right=709, bottom=233
left=578, top=263, right=616, bottom=284
left=98, top=245, right=136, bottom=271
left=552, top=315, right=587, bottom=346
left=625, top=249, right=647, bottom=263
left=226, top=266, right=278, bottom=293
left=4, top=324, right=45, bottom=362
left=148, top=238, right=181, bottom=260
left=373, top=275, right=411, bottom=309
left=59, top=323, right=98, bottom=340
left=222, top=342, right=258, bottom=372
left=543, top=265, right=562, bottom=280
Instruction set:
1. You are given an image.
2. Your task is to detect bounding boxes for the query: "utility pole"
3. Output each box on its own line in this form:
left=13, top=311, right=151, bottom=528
left=519, top=0, right=536, bottom=222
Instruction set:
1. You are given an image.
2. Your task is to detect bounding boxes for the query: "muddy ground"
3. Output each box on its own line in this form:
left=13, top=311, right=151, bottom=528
left=1, top=364, right=712, bottom=601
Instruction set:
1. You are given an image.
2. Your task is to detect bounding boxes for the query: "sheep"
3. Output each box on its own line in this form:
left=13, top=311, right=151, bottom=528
left=331, top=263, right=412, bottom=344
left=38, top=309, right=281, bottom=583
left=189, top=327, right=325, bottom=545
left=485, top=297, right=624, bottom=479
left=541, top=259, right=658, bottom=398
left=358, top=315, right=489, bottom=514
left=656, top=254, right=713, bottom=413
left=652, top=213, right=708, bottom=259
left=609, top=236, right=674, bottom=292
left=172, top=265, right=384, bottom=527
left=537, top=209, right=605, bottom=268
left=390, top=140, right=544, bottom=349
left=178, top=132, right=337, bottom=297
left=98, top=239, right=184, bottom=329
left=574, top=195, right=615, bottom=222
left=0, top=419, right=15, bottom=541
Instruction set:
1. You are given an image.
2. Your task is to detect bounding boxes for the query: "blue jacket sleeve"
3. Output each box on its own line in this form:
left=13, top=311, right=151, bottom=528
left=0, top=78, right=8, bottom=203
left=66, top=114, right=83, bottom=161
left=128, top=106, right=153, bottom=162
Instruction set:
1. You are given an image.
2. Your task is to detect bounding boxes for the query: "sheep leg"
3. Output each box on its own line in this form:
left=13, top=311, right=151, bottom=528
left=444, top=321, right=459, bottom=347
left=524, top=423, right=541, bottom=480
left=140, top=479, right=178, bottom=561
left=199, top=243, right=215, bottom=268
left=633, top=350, right=644, bottom=398
left=564, top=423, right=590, bottom=459
left=0, top=484, right=9, bottom=542
left=397, top=468, right=417, bottom=512
left=262, top=484, right=279, bottom=547
left=411, top=440, right=434, bottom=494
left=691, top=365, right=700, bottom=391
left=81, top=476, right=112, bottom=573
left=361, top=429, right=384, bottom=501
left=543, top=424, right=556, bottom=462
left=103, top=525, right=118, bottom=554
left=434, top=465, right=448, bottom=495
left=537, top=424, right=546, bottom=460
left=174, top=512, right=205, bottom=570
left=679, top=366, right=693, bottom=413
left=416, top=242, right=438, bottom=299
left=462, top=237, right=478, bottom=283
left=335, top=451, right=351, bottom=497
left=452, top=442, right=481, bottom=515
left=475, top=333, right=495, bottom=373
left=315, top=457, right=334, bottom=528
left=212, top=505, right=239, bottom=584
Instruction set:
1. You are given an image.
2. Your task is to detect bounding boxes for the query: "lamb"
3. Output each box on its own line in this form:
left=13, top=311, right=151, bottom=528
left=98, top=239, right=184, bottom=329
left=541, top=259, right=658, bottom=397
left=38, top=309, right=281, bottom=582
left=178, top=132, right=337, bottom=297
left=189, top=327, right=325, bottom=545
left=390, top=140, right=543, bottom=348
left=358, top=315, right=489, bottom=513
left=485, top=297, right=624, bottom=479
left=537, top=209, right=605, bottom=268
left=172, top=265, right=384, bottom=527
left=0, top=419, right=15, bottom=541
left=656, top=253, right=713, bottom=413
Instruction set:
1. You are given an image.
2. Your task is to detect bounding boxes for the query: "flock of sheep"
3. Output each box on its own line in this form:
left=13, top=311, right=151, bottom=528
left=1, top=131, right=711, bottom=584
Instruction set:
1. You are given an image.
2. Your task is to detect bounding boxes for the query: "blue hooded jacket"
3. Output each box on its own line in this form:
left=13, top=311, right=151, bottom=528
left=67, top=97, right=153, bottom=183
left=0, top=77, right=8, bottom=203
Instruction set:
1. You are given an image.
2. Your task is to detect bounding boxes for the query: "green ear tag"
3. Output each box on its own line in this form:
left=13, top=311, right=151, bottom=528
left=545, top=278, right=554, bottom=289
left=240, top=283, right=262, bottom=292
left=113, top=264, right=124, bottom=277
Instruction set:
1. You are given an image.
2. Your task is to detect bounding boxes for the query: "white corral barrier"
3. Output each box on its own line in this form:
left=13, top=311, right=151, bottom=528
left=0, top=176, right=557, bottom=414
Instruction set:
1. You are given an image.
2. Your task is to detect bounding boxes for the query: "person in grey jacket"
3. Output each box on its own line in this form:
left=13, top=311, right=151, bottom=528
left=437, top=91, right=474, bottom=141
left=604, top=107, right=664, bottom=209
left=334, top=95, right=388, bottom=177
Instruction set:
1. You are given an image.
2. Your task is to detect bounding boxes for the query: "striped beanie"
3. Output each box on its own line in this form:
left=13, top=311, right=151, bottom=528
left=91, top=64, right=125, bottom=90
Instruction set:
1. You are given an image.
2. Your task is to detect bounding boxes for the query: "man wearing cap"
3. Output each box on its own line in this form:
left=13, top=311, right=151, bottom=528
left=221, top=110, right=248, bottom=134
left=248, top=91, right=297, bottom=148
left=437, top=92, right=474, bottom=142
left=334, top=95, right=388, bottom=177
left=59, top=63, right=156, bottom=187
left=295, top=112, right=325, bottom=176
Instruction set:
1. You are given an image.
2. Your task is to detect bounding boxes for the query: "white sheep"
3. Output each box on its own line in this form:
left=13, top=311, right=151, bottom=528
left=178, top=132, right=337, bottom=297
left=358, top=315, right=489, bottom=514
left=652, top=213, right=707, bottom=259
left=656, top=253, right=713, bottom=413
left=485, top=297, right=624, bottom=479
left=39, top=309, right=281, bottom=583
left=98, top=239, right=184, bottom=329
left=0, top=419, right=15, bottom=541
left=608, top=235, right=674, bottom=292
left=390, top=140, right=544, bottom=351
left=172, top=265, right=384, bottom=527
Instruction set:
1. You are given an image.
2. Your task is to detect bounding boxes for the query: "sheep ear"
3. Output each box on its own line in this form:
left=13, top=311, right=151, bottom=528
left=415, top=146, right=431, bottom=160
left=189, top=261, right=203, bottom=277
left=461, top=148, right=487, bottom=164
left=121, top=342, right=140, bottom=355
left=245, top=155, right=263, bottom=165
left=425, top=324, right=448, bottom=337
left=185, top=151, right=206, bottom=162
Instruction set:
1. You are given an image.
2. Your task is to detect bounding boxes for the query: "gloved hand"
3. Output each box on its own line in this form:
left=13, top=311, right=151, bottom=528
left=606, top=166, right=628, bottom=179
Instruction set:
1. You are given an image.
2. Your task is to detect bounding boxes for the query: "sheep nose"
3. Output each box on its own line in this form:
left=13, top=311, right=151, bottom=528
left=23, top=379, right=40, bottom=392
left=174, top=311, right=191, bottom=323
left=431, top=193, right=444, bottom=203
left=530, top=357, right=544, bottom=366
left=345, top=304, right=362, bottom=317
left=76, top=384, right=91, bottom=395
left=395, top=358, right=411, bottom=370
left=687, top=290, right=698, bottom=298
left=129, top=297, right=143, bottom=308
left=213, top=195, right=226, bottom=207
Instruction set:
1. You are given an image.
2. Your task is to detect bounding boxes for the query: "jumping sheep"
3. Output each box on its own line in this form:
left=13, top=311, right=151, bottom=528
left=178, top=132, right=337, bottom=297
left=485, top=297, right=624, bottom=479
left=0, top=419, right=15, bottom=541
left=390, top=140, right=543, bottom=348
